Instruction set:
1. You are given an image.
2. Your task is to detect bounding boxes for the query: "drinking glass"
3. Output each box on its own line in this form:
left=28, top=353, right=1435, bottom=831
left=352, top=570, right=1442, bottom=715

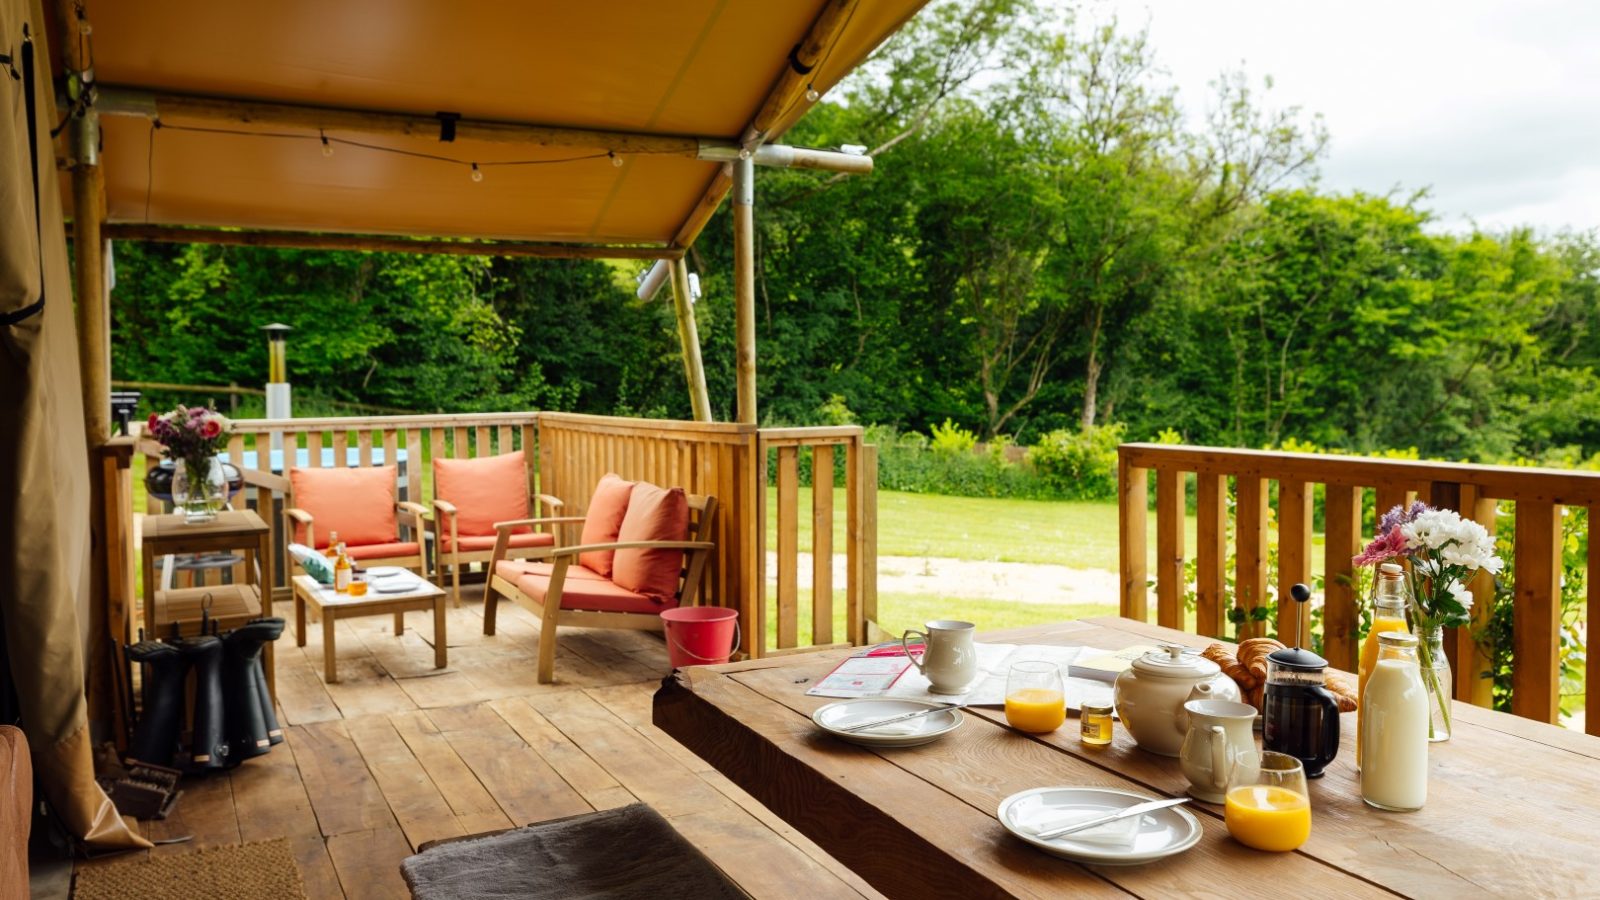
left=1004, top=661, right=1065, bottom=733
left=348, top=573, right=368, bottom=597
left=1224, top=750, right=1310, bottom=852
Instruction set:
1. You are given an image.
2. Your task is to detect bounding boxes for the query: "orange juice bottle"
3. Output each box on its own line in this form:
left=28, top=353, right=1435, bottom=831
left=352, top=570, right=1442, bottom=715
left=1358, top=563, right=1410, bottom=766
left=333, top=543, right=352, bottom=593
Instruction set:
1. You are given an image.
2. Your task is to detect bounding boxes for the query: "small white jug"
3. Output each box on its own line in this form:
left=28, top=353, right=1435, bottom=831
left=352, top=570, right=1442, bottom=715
left=1180, top=699, right=1259, bottom=803
left=901, top=620, right=977, bottom=695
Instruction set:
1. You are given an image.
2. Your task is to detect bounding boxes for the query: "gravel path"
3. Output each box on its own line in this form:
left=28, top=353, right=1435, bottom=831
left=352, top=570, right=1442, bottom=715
left=769, top=551, right=1121, bottom=607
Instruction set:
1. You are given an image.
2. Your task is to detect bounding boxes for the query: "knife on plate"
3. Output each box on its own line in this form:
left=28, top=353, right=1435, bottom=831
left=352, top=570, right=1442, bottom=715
left=837, top=704, right=963, bottom=733
left=1032, top=796, right=1190, bottom=839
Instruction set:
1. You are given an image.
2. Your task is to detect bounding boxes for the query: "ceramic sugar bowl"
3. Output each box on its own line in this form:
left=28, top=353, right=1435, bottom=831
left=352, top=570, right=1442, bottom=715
left=1114, top=643, right=1242, bottom=757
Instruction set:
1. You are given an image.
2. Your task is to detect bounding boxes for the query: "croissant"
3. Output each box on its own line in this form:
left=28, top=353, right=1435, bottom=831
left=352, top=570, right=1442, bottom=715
left=1202, top=643, right=1258, bottom=690
left=1324, top=673, right=1359, bottom=712
left=1204, top=640, right=1358, bottom=713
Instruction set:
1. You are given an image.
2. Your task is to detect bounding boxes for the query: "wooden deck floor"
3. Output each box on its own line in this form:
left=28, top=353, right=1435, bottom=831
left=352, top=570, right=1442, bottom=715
left=59, top=596, right=881, bottom=899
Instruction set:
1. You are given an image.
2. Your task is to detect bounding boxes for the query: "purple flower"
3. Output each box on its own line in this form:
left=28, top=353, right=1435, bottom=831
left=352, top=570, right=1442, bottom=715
left=1378, top=500, right=1431, bottom=536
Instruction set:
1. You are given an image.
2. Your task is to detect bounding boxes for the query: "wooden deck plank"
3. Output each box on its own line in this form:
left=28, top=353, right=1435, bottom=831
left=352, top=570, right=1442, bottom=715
left=425, top=703, right=593, bottom=826
left=672, top=806, right=874, bottom=900
left=288, top=720, right=400, bottom=837
left=345, top=714, right=468, bottom=850
left=488, top=696, right=637, bottom=811
left=388, top=710, right=514, bottom=834
left=144, top=769, right=240, bottom=855
left=230, top=725, right=343, bottom=897
left=585, top=682, right=717, bottom=774
left=326, top=823, right=412, bottom=900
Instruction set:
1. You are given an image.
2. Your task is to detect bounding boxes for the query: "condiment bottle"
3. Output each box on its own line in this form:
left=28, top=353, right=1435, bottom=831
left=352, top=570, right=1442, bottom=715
left=325, top=531, right=341, bottom=560
left=333, top=542, right=352, bottom=593
left=1358, top=563, right=1410, bottom=768
left=1361, top=631, right=1427, bottom=811
left=1080, top=703, right=1113, bottom=746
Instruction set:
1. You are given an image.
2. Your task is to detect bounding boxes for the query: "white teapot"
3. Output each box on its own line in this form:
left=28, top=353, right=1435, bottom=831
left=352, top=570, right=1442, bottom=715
left=1114, top=643, right=1242, bottom=757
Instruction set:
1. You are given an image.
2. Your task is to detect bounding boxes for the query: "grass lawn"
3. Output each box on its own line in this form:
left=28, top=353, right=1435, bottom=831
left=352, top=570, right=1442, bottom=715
left=761, top=589, right=1119, bottom=649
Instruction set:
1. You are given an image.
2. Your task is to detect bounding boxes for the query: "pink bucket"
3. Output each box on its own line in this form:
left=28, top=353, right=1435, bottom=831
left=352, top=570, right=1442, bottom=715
left=660, top=607, right=740, bottom=668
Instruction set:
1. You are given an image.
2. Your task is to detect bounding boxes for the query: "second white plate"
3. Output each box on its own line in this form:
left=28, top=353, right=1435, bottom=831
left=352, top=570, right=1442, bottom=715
left=812, top=698, right=963, bottom=748
left=997, top=786, right=1202, bottom=866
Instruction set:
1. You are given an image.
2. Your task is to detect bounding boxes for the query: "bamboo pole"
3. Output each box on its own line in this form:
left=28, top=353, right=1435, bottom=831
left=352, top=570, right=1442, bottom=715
left=89, top=224, right=679, bottom=260
left=669, top=259, right=712, bottom=422
left=732, top=157, right=757, bottom=425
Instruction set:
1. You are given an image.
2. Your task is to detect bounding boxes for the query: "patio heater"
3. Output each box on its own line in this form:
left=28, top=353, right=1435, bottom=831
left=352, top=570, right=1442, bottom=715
left=262, top=323, right=292, bottom=451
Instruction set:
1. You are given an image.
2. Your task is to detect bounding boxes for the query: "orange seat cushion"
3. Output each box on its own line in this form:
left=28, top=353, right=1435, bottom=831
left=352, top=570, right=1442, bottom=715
left=290, top=466, right=398, bottom=546
left=578, top=474, right=634, bottom=578
left=496, top=559, right=607, bottom=582
left=612, top=482, right=689, bottom=603
left=442, top=532, right=555, bottom=553
left=507, top=567, right=671, bottom=616
left=434, top=452, right=531, bottom=537
left=344, top=541, right=421, bottom=561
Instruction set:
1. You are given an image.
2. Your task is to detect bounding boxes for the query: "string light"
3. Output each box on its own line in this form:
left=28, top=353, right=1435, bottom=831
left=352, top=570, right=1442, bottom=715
left=805, top=86, right=820, bottom=103
left=609, top=151, right=624, bottom=168
left=470, top=163, right=483, bottom=182
left=737, top=147, right=752, bottom=160
left=320, top=131, right=333, bottom=157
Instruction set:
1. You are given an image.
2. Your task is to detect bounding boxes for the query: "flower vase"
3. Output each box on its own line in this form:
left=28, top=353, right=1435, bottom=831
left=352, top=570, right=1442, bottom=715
left=173, top=456, right=225, bottom=524
left=1416, top=624, right=1453, bottom=742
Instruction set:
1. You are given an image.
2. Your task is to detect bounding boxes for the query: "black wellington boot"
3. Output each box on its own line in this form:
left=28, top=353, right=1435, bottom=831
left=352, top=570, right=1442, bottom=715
left=251, top=622, right=286, bottom=747
left=179, top=635, right=228, bottom=770
left=220, top=618, right=286, bottom=762
left=125, top=640, right=191, bottom=767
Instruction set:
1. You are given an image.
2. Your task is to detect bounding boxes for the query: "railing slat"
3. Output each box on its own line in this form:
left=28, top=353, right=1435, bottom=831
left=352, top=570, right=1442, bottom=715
left=475, top=425, right=491, bottom=459
left=357, top=429, right=373, bottom=468
left=1277, top=479, right=1314, bottom=646
left=1118, top=454, right=1149, bottom=621
left=306, top=430, right=323, bottom=467
left=332, top=430, right=348, bottom=468
left=1458, top=487, right=1497, bottom=707
left=405, top=429, right=423, bottom=504
left=1373, top=486, right=1412, bottom=526
left=862, top=443, right=878, bottom=639
left=1322, top=485, right=1363, bottom=672
left=1512, top=499, right=1561, bottom=723
left=1155, top=468, right=1185, bottom=630
left=812, top=445, right=835, bottom=645
left=846, top=440, right=863, bottom=646
left=497, top=424, right=512, bottom=456
left=452, top=427, right=468, bottom=460
left=776, top=447, right=799, bottom=649
left=1235, top=476, right=1269, bottom=639
left=1590, top=503, right=1600, bottom=737
left=1195, top=474, right=1227, bottom=638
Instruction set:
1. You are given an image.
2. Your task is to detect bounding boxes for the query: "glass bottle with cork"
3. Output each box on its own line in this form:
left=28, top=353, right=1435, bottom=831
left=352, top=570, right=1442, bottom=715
left=1360, top=631, right=1428, bottom=811
left=333, top=542, right=353, bottom=593
left=1358, top=563, right=1410, bottom=768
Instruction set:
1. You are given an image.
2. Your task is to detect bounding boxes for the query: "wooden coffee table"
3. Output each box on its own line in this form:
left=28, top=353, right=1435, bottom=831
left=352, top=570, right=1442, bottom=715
left=291, top=573, right=446, bottom=683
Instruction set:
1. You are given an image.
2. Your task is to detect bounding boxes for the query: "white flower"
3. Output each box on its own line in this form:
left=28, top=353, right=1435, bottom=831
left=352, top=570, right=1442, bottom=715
left=1446, top=580, right=1475, bottom=613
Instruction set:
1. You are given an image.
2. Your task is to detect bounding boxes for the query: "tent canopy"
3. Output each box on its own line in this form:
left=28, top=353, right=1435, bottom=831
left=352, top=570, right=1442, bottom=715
left=52, top=0, right=923, bottom=250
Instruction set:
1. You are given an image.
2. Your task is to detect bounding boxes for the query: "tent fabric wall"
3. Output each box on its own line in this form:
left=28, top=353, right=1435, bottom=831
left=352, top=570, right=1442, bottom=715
left=0, top=0, right=146, bottom=851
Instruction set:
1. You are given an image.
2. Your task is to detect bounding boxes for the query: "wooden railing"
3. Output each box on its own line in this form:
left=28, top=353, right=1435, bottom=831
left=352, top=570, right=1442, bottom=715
left=1119, top=443, right=1597, bottom=734
left=130, top=411, right=878, bottom=661
left=759, top=427, right=880, bottom=655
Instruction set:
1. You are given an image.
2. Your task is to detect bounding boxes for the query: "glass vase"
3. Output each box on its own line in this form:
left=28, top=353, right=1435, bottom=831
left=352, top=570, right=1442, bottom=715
left=173, top=456, right=225, bottom=524
left=1415, top=624, right=1453, bottom=742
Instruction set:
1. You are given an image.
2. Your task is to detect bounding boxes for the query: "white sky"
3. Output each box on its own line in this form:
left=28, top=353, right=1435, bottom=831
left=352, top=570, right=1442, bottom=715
left=1095, top=0, right=1600, bottom=235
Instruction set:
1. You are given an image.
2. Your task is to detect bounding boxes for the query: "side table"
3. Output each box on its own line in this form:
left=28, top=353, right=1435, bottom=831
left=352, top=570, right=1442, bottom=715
left=291, top=574, right=447, bottom=683
left=139, top=509, right=275, bottom=696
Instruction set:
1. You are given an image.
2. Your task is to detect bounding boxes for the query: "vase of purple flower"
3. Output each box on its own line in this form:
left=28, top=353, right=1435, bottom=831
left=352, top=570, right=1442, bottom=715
left=146, top=405, right=233, bottom=524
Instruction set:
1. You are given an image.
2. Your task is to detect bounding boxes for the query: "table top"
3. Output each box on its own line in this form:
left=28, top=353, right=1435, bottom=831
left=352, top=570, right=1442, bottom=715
left=142, top=508, right=269, bottom=543
left=291, top=573, right=442, bottom=607
left=654, top=616, right=1600, bottom=899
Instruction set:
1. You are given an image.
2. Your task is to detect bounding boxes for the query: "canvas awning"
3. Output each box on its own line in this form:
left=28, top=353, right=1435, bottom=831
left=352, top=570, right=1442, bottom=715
left=50, top=0, right=924, bottom=252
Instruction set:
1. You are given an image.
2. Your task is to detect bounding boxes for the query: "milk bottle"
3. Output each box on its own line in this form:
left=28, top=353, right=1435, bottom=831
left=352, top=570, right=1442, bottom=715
left=1360, top=631, right=1428, bottom=811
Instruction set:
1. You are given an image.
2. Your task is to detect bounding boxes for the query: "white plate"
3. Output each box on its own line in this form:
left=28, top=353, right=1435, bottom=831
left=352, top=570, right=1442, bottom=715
left=997, top=787, right=1202, bottom=866
left=812, top=698, right=963, bottom=748
left=372, top=578, right=424, bottom=594
left=364, top=566, right=407, bottom=579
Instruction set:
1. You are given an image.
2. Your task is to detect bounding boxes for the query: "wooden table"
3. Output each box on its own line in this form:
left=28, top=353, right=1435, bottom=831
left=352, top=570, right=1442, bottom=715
left=140, top=509, right=274, bottom=694
left=655, top=616, right=1600, bottom=899
left=291, top=574, right=446, bottom=683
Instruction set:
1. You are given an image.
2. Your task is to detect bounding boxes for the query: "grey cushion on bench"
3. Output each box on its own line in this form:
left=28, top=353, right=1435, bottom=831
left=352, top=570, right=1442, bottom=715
left=400, top=802, right=748, bottom=900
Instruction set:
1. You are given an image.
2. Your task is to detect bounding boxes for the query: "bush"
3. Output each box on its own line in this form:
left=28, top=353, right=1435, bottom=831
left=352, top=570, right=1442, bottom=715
left=1026, top=423, right=1126, bottom=501
left=929, top=419, right=979, bottom=455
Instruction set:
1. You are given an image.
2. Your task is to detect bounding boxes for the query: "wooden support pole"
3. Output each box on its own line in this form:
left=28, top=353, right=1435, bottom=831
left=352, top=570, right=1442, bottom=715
left=70, top=140, right=110, bottom=445
left=1235, top=476, right=1269, bottom=639
left=1194, top=474, right=1228, bottom=639
left=1154, top=468, right=1185, bottom=630
left=1511, top=500, right=1562, bottom=723
left=732, top=157, right=757, bottom=425
left=669, top=259, right=712, bottom=422
left=1277, top=479, right=1314, bottom=647
left=1118, top=454, right=1149, bottom=622
left=88, top=223, right=677, bottom=260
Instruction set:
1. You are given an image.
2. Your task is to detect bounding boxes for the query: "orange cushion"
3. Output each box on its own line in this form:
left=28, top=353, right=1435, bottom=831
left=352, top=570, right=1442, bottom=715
left=442, top=532, right=555, bottom=553
left=612, top=482, right=689, bottom=603
left=290, top=466, right=398, bottom=546
left=509, top=569, right=672, bottom=616
left=434, top=452, right=531, bottom=537
left=578, top=474, right=634, bottom=578
left=344, top=541, right=421, bottom=561
left=495, top=559, right=607, bottom=582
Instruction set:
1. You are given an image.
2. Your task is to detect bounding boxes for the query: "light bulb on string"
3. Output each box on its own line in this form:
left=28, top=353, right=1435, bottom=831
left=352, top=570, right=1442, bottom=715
left=737, top=147, right=752, bottom=160
left=609, top=151, right=624, bottom=168
left=470, top=163, right=484, bottom=183
left=805, top=86, right=821, bottom=103
left=320, top=133, right=333, bottom=157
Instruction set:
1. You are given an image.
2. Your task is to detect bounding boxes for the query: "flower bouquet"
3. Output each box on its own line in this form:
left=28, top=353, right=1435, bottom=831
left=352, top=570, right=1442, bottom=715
left=1354, top=501, right=1502, bottom=740
left=146, top=405, right=233, bottom=522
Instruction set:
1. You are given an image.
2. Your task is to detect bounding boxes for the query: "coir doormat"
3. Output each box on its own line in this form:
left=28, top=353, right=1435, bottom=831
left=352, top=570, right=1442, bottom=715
left=72, top=837, right=306, bottom=900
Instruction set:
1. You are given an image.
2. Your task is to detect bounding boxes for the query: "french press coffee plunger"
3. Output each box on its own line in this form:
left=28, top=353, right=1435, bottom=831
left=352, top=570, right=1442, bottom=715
left=1261, top=583, right=1341, bottom=778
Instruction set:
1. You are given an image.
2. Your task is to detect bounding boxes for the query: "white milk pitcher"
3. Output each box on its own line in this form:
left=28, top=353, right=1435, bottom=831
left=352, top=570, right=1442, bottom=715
left=901, top=620, right=977, bottom=695
left=1180, top=698, right=1259, bottom=803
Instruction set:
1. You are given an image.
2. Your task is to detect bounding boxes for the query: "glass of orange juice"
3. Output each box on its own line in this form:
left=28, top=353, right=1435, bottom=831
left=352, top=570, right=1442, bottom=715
left=1004, top=661, right=1065, bottom=733
left=348, top=573, right=368, bottom=597
left=1225, top=751, right=1311, bottom=852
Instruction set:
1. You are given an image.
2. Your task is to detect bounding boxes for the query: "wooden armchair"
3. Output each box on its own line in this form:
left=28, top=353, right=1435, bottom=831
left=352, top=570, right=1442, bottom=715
left=285, top=465, right=429, bottom=577
left=430, top=450, right=559, bottom=606
left=483, top=477, right=717, bottom=684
